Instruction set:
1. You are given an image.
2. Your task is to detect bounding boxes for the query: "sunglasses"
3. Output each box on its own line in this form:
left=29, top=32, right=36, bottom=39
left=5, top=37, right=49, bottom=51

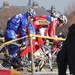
left=30, top=16, right=34, bottom=18
left=58, top=18, right=64, bottom=24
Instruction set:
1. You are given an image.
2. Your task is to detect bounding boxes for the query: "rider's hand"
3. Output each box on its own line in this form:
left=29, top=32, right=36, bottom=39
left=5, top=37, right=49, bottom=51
left=53, top=40, right=59, bottom=45
left=21, top=42, right=26, bottom=47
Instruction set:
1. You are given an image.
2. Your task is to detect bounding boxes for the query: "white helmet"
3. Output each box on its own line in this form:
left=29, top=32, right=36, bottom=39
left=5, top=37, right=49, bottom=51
left=51, top=5, right=55, bottom=10
left=51, top=11, right=59, bottom=18
left=26, top=8, right=36, bottom=18
left=51, top=10, right=60, bottom=18
left=58, top=15, right=68, bottom=24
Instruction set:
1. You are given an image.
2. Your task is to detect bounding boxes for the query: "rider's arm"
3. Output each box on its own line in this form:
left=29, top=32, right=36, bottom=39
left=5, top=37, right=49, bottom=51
left=20, top=14, right=26, bottom=43
left=48, top=20, right=55, bottom=37
left=27, top=22, right=35, bottom=36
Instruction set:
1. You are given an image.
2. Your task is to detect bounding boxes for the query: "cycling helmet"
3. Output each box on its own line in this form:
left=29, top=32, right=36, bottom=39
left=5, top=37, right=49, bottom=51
left=50, top=5, right=59, bottom=18
left=51, top=10, right=60, bottom=18
left=26, top=8, right=36, bottom=18
left=51, top=11, right=59, bottom=18
left=51, top=5, right=55, bottom=10
left=58, top=15, right=68, bottom=24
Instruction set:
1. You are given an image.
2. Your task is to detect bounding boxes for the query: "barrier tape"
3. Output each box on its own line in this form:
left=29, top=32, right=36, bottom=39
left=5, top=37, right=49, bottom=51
left=0, top=34, right=65, bottom=55
left=0, top=35, right=28, bottom=47
left=37, top=20, right=49, bottom=25
left=32, top=34, right=66, bottom=41
left=0, top=34, right=65, bottom=47
left=0, top=37, right=4, bottom=40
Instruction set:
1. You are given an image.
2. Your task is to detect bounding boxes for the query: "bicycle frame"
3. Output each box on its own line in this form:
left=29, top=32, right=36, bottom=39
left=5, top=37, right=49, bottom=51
left=0, top=40, right=62, bottom=71
left=35, top=42, right=62, bottom=71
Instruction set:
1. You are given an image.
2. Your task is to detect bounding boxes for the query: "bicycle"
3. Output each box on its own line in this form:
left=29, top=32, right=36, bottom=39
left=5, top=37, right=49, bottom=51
left=0, top=42, right=41, bottom=71
left=36, top=41, right=63, bottom=72
left=0, top=40, right=63, bottom=71
left=0, top=42, right=21, bottom=69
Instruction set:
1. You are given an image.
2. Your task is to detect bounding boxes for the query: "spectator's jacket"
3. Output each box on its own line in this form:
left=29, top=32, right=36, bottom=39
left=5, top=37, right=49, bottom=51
left=68, top=24, right=75, bottom=35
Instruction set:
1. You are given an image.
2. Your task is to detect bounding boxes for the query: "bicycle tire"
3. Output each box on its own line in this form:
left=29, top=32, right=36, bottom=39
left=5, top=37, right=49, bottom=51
left=0, top=42, right=20, bottom=53
left=0, top=42, right=20, bottom=69
left=37, top=55, right=53, bottom=72
left=37, top=56, right=48, bottom=71
left=6, top=42, right=21, bottom=47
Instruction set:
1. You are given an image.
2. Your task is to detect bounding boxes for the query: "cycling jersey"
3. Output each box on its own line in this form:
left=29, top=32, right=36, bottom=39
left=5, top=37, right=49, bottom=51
left=34, top=15, right=58, bottom=37
left=6, top=14, right=27, bottom=42
left=48, top=18, right=58, bottom=37
left=20, top=15, right=58, bottom=56
left=20, top=21, right=44, bottom=56
left=4, top=14, right=28, bottom=56
left=27, top=22, right=35, bottom=38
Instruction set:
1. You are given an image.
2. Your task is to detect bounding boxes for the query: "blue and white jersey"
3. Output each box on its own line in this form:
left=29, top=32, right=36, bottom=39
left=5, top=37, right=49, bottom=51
left=6, top=14, right=27, bottom=42
left=28, top=22, right=35, bottom=39
left=6, top=14, right=27, bottom=32
left=46, top=15, right=54, bottom=23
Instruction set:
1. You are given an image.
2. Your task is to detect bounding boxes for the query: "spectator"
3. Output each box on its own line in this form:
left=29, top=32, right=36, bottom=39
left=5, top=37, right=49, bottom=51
left=58, top=32, right=66, bottom=38
left=57, top=23, right=75, bottom=75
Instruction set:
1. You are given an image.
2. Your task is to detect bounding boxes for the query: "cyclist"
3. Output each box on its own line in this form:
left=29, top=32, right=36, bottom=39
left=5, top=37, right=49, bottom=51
left=4, top=8, right=36, bottom=66
left=20, top=9, right=67, bottom=57
left=34, top=7, right=60, bottom=38
left=48, top=14, right=67, bottom=37
left=34, top=10, right=67, bottom=44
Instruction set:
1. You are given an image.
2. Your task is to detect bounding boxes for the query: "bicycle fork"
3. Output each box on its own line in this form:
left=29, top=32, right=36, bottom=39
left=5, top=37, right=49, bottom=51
left=48, top=49, right=53, bottom=71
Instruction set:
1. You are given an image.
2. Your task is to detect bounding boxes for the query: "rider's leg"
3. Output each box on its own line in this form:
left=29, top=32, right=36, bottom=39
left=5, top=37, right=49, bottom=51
left=20, top=39, right=35, bottom=56
left=4, top=30, right=17, bottom=56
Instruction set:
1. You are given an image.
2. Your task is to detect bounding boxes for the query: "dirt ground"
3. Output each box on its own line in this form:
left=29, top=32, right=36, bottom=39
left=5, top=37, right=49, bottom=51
left=22, top=69, right=69, bottom=75
left=0, top=54, right=69, bottom=75
left=21, top=68, right=58, bottom=75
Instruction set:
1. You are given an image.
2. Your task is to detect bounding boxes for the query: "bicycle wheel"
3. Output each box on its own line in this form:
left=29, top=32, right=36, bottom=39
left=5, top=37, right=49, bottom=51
left=0, top=42, right=21, bottom=53
left=0, top=42, right=20, bottom=68
left=37, top=55, right=53, bottom=72
left=37, top=56, right=48, bottom=71
left=7, top=42, right=21, bottom=47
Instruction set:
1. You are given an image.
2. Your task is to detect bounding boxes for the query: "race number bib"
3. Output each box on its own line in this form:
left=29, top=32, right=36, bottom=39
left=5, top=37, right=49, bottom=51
left=36, top=20, right=49, bottom=25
